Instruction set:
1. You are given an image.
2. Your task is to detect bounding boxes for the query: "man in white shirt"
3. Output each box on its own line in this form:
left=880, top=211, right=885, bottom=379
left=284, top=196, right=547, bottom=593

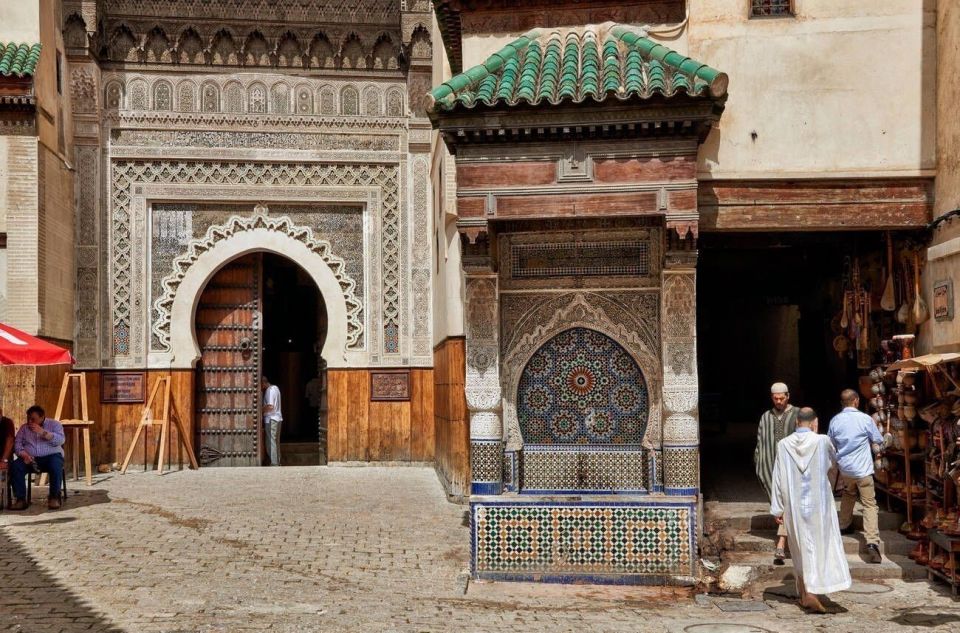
left=262, top=375, right=283, bottom=466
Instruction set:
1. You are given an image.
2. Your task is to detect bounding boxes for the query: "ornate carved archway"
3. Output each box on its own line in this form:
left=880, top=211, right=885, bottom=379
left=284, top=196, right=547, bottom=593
left=156, top=211, right=360, bottom=368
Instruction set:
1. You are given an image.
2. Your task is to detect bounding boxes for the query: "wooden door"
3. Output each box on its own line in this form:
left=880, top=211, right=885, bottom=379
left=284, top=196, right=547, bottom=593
left=194, top=254, right=262, bottom=467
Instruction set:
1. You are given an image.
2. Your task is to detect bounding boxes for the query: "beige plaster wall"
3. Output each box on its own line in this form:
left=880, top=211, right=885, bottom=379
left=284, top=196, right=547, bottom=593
left=458, top=1, right=935, bottom=180
left=919, top=1, right=960, bottom=353
left=690, top=0, right=936, bottom=179
left=432, top=15, right=465, bottom=345
left=0, top=2, right=40, bottom=42
left=35, top=0, right=74, bottom=162
left=935, top=0, right=960, bottom=217
left=0, top=137, right=40, bottom=332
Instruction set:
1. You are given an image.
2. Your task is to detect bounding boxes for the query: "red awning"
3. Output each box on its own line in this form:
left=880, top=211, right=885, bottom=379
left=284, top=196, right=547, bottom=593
left=0, top=322, right=73, bottom=366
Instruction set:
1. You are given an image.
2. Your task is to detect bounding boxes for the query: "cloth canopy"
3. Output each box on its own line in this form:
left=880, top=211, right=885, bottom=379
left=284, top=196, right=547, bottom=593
left=886, top=353, right=960, bottom=372
left=0, top=322, right=73, bottom=366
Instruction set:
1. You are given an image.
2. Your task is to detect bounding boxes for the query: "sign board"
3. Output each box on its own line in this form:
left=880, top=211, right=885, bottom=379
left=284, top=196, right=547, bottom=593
left=370, top=370, right=410, bottom=401
left=101, top=371, right=146, bottom=403
left=934, top=279, right=954, bottom=322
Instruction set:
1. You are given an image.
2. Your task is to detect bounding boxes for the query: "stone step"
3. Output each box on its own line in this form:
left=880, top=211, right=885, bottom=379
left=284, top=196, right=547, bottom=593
left=723, top=551, right=928, bottom=582
left=727, top=530, right=915, bottom=557
left=704, top=501, right=904, bottom=532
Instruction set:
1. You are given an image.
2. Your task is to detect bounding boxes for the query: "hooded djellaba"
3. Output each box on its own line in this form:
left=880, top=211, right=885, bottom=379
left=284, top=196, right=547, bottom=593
left=770, top=406, right=851, bottom=611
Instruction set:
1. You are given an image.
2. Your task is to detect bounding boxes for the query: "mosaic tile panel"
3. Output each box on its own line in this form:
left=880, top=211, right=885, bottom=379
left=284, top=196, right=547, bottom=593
left=663, top=446, right=699, bottom=492
left=471, top=440, right=503, bottom=483
left=517, top=328, right=648, bottom=445
left=522, top=447, right=648, bottom=492
left=473, top=503, right=692, bottom=577
left=503, top=450, right=520, bottom=492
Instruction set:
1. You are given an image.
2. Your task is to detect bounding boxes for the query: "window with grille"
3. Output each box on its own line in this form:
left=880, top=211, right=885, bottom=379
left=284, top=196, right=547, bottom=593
left=751, top=0, right=793, bottom=17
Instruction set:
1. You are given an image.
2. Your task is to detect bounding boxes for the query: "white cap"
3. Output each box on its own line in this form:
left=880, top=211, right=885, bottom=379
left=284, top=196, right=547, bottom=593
left=771, top=382, right=789, bottom=394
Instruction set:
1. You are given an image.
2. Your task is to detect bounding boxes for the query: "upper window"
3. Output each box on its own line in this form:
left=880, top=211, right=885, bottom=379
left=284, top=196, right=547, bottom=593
left=751, top=0, right=793, bottom=17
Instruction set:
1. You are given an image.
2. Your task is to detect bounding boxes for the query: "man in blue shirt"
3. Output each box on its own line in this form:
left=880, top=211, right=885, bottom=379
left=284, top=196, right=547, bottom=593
left=8, top=405, right=66, bottom=511
left=827, top=389, right=883, bottom=563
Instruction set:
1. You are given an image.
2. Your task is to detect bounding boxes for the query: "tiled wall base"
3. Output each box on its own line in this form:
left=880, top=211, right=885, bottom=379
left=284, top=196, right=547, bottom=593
left=471, top=498, right=697, bottom=584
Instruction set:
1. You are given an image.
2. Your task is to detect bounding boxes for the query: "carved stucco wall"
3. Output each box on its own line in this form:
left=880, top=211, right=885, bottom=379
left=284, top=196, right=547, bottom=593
left=497, top=228, right=664, bottom=455
left=72, top=65, right=433, bottom=369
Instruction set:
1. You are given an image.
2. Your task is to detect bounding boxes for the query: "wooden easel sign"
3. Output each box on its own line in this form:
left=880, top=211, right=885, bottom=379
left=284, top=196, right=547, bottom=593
left=54, top=372, right=95, bottom=486
left=120, top=376, right=199, bottom=475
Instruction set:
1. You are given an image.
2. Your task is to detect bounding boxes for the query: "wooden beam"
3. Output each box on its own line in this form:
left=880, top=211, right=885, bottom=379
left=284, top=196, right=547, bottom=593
left=698, top=178, right=933, bottom=232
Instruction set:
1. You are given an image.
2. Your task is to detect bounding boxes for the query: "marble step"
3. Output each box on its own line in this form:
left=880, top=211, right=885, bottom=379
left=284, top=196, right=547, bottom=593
left=723, top=551, right=928, bottom=582
left=704, top=500, right=905, bottom=532
left=726, top=529, right=915, bottom=557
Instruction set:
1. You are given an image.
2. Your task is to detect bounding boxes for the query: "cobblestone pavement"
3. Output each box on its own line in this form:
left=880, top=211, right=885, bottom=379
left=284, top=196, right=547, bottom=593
left=2, top=466, right=959, bottom=633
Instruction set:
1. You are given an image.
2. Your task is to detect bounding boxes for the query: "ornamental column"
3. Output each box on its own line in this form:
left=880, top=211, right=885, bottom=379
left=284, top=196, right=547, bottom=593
left=464, top=265, right=503, bottom=496
left=660, top=228, right=700, bottom=496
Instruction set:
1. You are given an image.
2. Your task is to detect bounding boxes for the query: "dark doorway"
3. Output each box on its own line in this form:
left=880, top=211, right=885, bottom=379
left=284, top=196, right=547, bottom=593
left=697, top=231, right=900, bottom=502
left=261, top=253, right=328, bottom=466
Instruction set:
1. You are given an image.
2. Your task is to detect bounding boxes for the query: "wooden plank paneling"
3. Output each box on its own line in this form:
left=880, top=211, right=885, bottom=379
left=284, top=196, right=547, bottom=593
left=698, top=178, right=934, bottom=231
left=327, top=368, right=433, bottom=463
left=410, top=369, right=435, bottom=462
left=345, top=370, right=371, bottom=461
left=457, top=161, right=557, bottom=187
left=370, top=401, right=409, bottom=461
left=594, top=155, right=697, bottom=182
left=433, top=338, right=469, bottom=499
left=326, top=370, right=347, bottom=461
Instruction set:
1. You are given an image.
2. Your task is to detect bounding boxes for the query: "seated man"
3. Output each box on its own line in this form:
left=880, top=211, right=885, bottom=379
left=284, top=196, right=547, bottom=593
left=0, top=407, right=14, bottom=472
left=9, top=405, right=65, bottom=510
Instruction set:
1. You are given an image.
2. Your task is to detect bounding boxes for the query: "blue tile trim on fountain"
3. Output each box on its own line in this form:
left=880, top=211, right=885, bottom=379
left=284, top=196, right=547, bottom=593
left=472, top=481, right=503, bottom=495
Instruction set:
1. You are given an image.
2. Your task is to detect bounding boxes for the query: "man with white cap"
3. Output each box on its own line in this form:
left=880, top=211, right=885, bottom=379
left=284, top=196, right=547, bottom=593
left=755, top=381, right=798, bottom=564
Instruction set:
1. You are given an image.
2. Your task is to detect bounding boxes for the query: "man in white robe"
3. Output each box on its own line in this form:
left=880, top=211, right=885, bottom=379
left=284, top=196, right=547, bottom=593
left=770, top=407, right=851, bottom=612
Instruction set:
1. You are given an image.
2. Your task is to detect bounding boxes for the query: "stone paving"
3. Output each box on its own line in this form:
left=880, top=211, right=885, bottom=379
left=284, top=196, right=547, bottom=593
left=1, top=466, right=959, bottom=633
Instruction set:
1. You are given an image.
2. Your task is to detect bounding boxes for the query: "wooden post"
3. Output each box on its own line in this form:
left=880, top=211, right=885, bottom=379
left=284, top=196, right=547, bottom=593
left=54, top=372, right=95, bottom=486
left=121, top=376, right=199, bottom=475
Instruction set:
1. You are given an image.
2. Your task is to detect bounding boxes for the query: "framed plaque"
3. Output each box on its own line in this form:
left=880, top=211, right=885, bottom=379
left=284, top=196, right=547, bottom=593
left=101, top=371, right=146, bottom=403
left=371, top=369, right=410, bottom=401
left=934, top=279, right=954, bottom=322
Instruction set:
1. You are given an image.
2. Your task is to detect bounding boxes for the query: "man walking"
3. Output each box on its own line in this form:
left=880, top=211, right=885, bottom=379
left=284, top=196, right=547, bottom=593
left=262, top=375, right=283, bottom=467
left=755, top=382, right=798, bottom=564
left=771, top=407, right=851, bottom=612
left=8, top=405, right=66, bottom=510
left=828, top=388, right=884, bottom=564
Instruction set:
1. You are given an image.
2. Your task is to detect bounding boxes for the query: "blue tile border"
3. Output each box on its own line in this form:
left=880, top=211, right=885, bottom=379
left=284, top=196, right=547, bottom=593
left=471, top=481, right=503, bottom=495
left=474, top=571, right=697, bottom=586
left=520, top=488, right=648, bottom=495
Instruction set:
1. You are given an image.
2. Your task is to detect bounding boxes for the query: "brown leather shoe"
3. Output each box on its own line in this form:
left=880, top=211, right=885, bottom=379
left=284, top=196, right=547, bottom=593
left=8, top=498, right=28, bottom=511
left=47, top=496, right=61, bottom=510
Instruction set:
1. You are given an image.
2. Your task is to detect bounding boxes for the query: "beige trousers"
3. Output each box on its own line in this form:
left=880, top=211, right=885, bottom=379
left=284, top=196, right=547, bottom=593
left=777, top=522, right=788, bottom=538
left=839, top=474, right=880, bottom=545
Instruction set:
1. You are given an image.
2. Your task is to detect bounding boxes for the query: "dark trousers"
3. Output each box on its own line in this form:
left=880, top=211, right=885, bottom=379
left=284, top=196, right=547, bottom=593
left=10, top=453, right=64, bottom=501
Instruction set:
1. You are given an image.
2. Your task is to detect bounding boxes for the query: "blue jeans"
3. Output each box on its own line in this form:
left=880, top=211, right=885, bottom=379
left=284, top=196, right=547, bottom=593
left=10, top=453, right=64, bottom=501
left=264, top=419, right=282, bottom=466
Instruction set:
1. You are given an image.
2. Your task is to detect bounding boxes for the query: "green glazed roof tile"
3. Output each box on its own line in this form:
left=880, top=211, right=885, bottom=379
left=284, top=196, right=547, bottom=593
left=0, top=42, right=42, bottom=78
left=428, top=23, right=727, bottom=113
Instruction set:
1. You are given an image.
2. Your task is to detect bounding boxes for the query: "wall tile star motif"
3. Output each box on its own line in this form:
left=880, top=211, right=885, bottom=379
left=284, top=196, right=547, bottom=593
left=517, top=327, right=649, bottom=445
